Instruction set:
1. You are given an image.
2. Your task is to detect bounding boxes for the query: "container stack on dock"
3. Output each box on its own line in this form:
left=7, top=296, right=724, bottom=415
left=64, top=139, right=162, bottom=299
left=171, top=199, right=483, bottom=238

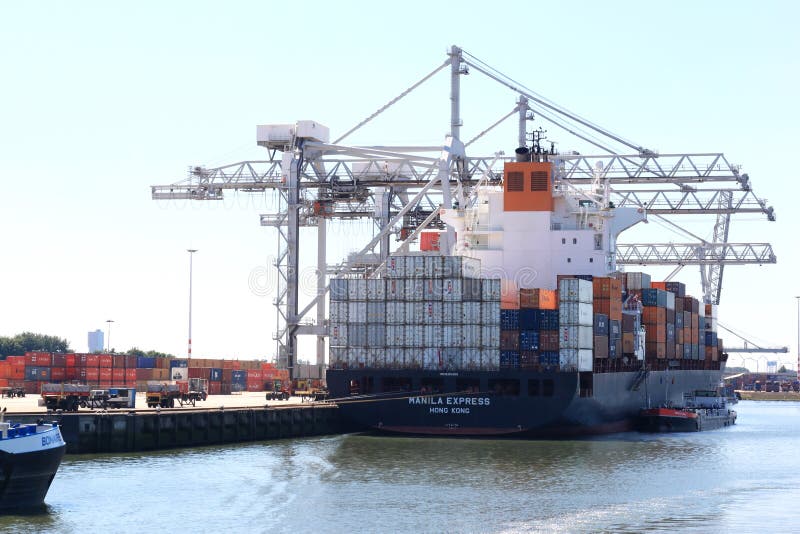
left=329, top=255, right=502, bottom=371
left=0, top=353, right=291, bottom=395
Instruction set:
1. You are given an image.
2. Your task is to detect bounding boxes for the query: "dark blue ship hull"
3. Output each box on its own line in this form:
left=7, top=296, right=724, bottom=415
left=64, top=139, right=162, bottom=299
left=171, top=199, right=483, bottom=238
left=327, top=367, right=724, bottom=437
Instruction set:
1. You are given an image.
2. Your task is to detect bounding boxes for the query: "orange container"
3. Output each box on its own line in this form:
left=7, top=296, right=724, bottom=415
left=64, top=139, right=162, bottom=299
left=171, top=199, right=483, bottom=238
left=644, top=323, right=666, bottom=343
left=420, top=232, right=441, bottom=251
left=592, top=277, right=622, bottom=299
left=645, top=341, right=666, bottom=359
left=642, top=306, right=666, bottom=325
left=651, top=281, right=667, bottom=291
left=519, top=288, right=557, bottom=309
left=593, top=298, right=622, bottom=322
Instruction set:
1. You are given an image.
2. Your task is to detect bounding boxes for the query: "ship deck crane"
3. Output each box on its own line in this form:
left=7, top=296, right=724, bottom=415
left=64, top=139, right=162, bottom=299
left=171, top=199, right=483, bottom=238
left=151, top=45, right=776, bottom=378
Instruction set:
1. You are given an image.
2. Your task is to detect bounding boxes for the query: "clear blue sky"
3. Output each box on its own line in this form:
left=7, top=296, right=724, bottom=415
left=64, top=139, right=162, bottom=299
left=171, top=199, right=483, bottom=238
left=2, top=1, right=798, bottom=371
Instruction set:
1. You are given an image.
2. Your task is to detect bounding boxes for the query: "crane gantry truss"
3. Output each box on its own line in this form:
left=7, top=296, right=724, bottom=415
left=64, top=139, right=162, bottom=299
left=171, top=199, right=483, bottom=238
left=152, top=46, right=776, bottom=376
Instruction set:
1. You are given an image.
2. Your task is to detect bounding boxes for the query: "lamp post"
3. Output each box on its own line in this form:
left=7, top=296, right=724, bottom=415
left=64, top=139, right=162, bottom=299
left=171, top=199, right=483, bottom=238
left=106, top=319, right=114, bottom=353
left=188, top=249, right=198, bottom=359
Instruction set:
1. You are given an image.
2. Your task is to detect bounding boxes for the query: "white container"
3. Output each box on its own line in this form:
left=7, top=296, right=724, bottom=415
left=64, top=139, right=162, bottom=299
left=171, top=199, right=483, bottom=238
left=329, top=301, right=348, bottom=323
left=442, top=278, right=462, bottom=301
left=347, top=347, right=367, bottom=367
left=405, top=302, right=424, bottom=324
left=424, top=256, right=445, bottom=278
left=462, top=324, right=481, bottom=347
left=481, top=348, right=500, bottom=370
left=481, top=301, right=500, bottom=325
left=442, top=348, right=462, bottom=369
left=559, top=301, right=593, bottom=327
left=558, top=278, right=593, bottom=304
left=481, top=325, right=500, bottom=349
left=385, top=302, right=405, bottom=324
left=442, top=302, right=462, bottom=324
left=404, top=348, right=421, bottom=367
left=366, top=279, right=385, bottom=300
left=559, top=348, right=577, bottom=371
left=385, top=324, right=404, bottom=346
left=367, top=324, right=385, bottom=347
left=442, top=324, right=463, bottom=348
left=424, top=325, right=443, bottom=347
left=423, top=301, right=442, bottom=324
left=348, top=301, right=367, bottom=323
left=366, top=302, right=386, bottom=323
left=385, top=256, right=404, bottom=278
left=405, top=279, right=424, bottom=301
left=405, top=256, right=425, bottom=278
left=560, top=325, right=593, bottom=349
left=461, top=302, right=481, bottom=323
left=665, top=291, right=675, bottom=311
left=422, top=278, right=443, bottom=301
left=481, top=278, right=502, bottom=301
left=329, top=278, right=348, bottom=301
left=463, top=348, right=481, bottom=369
left=348, top=324, right=367, bottom=347
left=423, top=347, right=442, bottom=370
left=385, top=279, right=404, bottom=300
left=578, top=349, right=593, bottom=372
left=347, top=278, right=368, bottom=301
left=443, top=256, right=481, bottom=278
left=329, top=346, right=345, bottom=366
left=386, top=347, right=404, bottom=368
left=366, top=348, right=385, bottom=368
left=329, top=324, right=347, bottom=346
left=404, top=324, right=424, bottom=347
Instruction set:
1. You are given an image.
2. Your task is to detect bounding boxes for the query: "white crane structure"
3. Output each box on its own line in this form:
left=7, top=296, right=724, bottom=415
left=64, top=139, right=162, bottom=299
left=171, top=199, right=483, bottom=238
left=152, top=46, right=776, bottom=378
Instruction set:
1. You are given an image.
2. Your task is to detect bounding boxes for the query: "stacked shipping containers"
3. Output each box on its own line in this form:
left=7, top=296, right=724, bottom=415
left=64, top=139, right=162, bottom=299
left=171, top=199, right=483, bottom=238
left=329, top=255, right=502, bottom=371
left=558, top=278, right=593, bottom=371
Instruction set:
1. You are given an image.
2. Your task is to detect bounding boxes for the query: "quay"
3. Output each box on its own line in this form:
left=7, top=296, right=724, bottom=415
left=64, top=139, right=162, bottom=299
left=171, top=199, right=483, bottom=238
left=2, top=393, right=349, bottom=454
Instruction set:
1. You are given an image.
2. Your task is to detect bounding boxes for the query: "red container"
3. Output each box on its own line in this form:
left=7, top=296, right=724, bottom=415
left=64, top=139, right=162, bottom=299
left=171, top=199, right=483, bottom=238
left=98, top=355, right=112, bottom=368
left=85, top=354, right=100, bottom=367
left=24, top=381, right=43, bottom=395
left=83, top=367, right=98, bottom=381
left=208, top=382, right=222, bottom=395
left=247, top=369, right=262, bottom=381
left=65, top=354, right=76, bottom=367
left=112, top=368, right=125, bottom=382
left=112, top=355, right=125, bottom=368
left=188, top=367, right=208, bottom=379
left=25, top=352, right=52, bottom=366
left=51, top=353, right=67, bottom=367
left=126, top=369, right=137, bottom=382
left=65, top=367, right=79, bottom=381
left=420, top=231, right=441, bottom=251
left=99, top=368, right=112, bottom=381
left=136, top=368, right=154, bottom=381
left=246, top=381, right=262, bottom=392
left=50, top=367, right=66, bottom=381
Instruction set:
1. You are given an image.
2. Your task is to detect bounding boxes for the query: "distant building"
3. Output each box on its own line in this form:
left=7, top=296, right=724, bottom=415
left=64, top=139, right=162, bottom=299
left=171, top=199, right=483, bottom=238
left=88, top=329, right=104, bottom=353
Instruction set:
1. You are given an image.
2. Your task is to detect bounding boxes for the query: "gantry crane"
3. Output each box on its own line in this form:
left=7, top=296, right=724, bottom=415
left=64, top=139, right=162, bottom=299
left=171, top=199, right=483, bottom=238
left=152, top=46, right=776, bottom=378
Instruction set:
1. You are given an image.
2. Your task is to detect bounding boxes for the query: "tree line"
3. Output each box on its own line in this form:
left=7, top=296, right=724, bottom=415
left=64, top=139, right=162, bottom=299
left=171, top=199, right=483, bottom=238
left=0, top=332, right=174, bottom=360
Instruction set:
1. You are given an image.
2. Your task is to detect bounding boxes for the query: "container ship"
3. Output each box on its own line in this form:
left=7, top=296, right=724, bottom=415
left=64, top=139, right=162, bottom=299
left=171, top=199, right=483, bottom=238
left=326, top=155, right=727, bottom=437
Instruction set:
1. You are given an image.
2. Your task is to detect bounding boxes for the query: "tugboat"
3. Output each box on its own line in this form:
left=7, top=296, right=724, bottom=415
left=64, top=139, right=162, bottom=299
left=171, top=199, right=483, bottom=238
left=0, top=409, right=66, bottom=511
left=637, top=389, right=737, bottom=433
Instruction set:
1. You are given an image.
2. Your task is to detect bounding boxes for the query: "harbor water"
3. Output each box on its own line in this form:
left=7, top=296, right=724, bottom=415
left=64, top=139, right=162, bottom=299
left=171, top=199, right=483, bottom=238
left=2, top=400, right=799, bottom=533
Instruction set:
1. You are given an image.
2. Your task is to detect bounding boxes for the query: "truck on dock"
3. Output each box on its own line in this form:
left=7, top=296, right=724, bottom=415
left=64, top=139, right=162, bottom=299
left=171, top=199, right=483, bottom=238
left=41, top=383, right=91, bottom=411
left=88, top=387, right=136, bottom=409
left=146, top=380, right=208, bottom=408
left=264, top=379, right=290, bottom=401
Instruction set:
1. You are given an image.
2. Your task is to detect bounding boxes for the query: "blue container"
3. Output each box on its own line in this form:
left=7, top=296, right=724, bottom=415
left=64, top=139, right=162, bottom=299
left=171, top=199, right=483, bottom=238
left=575, top=275, right=594, bottom=281
left=666, top=323, right=675, bottom=342
left=231, top=370, right=247, bottom=385
left=209, top=368, right=223, bottom=381
left=538, top=309, right=559, bottom=330
left=641, top=288, right=667, bottom=307
left=170, top=359, right=189, bottom=369
left=593, top=313, right=609, bottom=336
left=499, top=351, right=520, bottom=369
left=25, top=366, right=51, bottom=381
left=705, top=331, right=718, bottom=347
left=675, top=311, right=684, bottom=329
left=518, top=309, right=540, bottom=331
left=609, top=320, right=621, bottom=339
left=609, top=340, right=619, bottom=358
left=538, top=351, right=559, bottom=366
left=683, top=344, right=692, bottom=359
left=500, top=309, right=520, bottom=330
left=519, top=331, right=540, bottom=351
left=665, top=281, right=686, bottom=298
left=137, top=356, right=156, bottom=369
